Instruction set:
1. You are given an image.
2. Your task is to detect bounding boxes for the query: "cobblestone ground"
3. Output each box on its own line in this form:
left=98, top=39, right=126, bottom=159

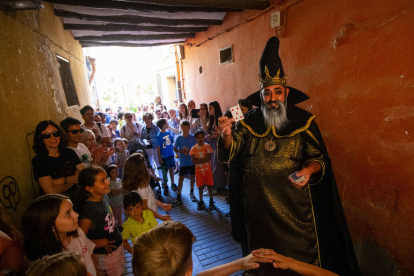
left=122, top=174, right=243, bottom=276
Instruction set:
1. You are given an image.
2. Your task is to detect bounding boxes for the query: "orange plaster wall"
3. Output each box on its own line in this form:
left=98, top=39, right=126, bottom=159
left=183, top=0, right=414, bottom=274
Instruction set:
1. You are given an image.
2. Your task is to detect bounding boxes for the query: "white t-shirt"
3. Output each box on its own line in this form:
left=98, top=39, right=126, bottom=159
left=120, top=122, right=142, bottom=142
left=66, top=228, right=96, bottom=276
left=68, top=143, right=93, bottom=168
left=93, top=122, right=110, bottom=138
left=132, top=185, right=157, bottom=213
left=109, top=178, right=123, bottom=207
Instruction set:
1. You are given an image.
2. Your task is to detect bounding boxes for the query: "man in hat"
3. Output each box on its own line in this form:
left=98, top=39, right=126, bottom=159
left=217, top=37, right=360, bottom=276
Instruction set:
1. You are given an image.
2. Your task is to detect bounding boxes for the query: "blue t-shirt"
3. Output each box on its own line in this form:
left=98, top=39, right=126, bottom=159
left=174, top=134, right=196, bottom=167
left=156, top=131, right=174, bottom=158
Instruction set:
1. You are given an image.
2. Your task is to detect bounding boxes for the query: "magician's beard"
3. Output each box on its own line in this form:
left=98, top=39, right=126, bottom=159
left=261, top=99, right=289, bottom=130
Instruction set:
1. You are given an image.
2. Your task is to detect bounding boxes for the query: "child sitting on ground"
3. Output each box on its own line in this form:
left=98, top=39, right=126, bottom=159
left=156, top=118, right=177, bottom=192
left=106, top=165, right=124, bottom=230
left=132, top=221, right=339, bottom=276
left=172, top=120, right=197, bottom=206
left=189, top=130, right=215, bottom=211
left=113, top=138, right=129, bottom=179
left=123, top=153, right=172, bottom=221
left=121, top=192, right=158, bottom=254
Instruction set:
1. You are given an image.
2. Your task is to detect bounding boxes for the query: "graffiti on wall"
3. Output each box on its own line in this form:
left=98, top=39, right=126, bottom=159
left=0, top=176, right=20, bottom=211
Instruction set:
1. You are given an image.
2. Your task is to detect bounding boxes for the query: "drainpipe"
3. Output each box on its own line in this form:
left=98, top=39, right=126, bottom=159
left=174, top=45, right=183, bottom=102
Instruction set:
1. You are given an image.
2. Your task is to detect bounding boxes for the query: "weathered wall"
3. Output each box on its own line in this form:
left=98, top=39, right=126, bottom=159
left=0, top=3, right=90, bottom=228
left=183, top=0, right=414, bottom=275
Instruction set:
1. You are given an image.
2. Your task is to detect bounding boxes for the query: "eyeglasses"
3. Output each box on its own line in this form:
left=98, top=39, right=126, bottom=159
left=42, top=131, right=60, bottom=139
left=67, top=129, right=85, bottom=135
left=126, top=116, right=132, bottom=119
left=156, top=111, right=161, bottom=113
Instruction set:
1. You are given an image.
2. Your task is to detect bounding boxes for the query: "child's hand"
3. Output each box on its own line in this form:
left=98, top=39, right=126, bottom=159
left=159, top=159, right=164, bottom=165
left=155, top=177, right=162, bottom=182
left=103, top=239, right=117, bottom=254
left=160, top=214, right=173, bottom=221
left=162, top=203, right=172, bottom=212
left=240, top=250, right=274, bottom=271
left=182, top=147, right=189, bottom=156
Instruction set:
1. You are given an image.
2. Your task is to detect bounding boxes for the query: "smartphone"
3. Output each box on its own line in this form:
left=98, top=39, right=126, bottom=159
left=191, top=109, right=200, bottom=118
left=289, top=171, right=305, bottom=183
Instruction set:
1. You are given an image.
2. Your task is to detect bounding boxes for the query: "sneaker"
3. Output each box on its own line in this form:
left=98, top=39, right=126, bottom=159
left=172, top=199, right=182, bottom=207
left=197, top=201, right=205, bottom=211
left=190, top=193, right=198, bottom=202
left=225, top=211, right=231, bottom=217
left=209, top=200, right=216, bottom=210
left=171, top=183, right=178, bottom=192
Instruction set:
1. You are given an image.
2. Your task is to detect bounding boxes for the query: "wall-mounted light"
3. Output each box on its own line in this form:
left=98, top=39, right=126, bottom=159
left=0, top=0, right=43, bottom=11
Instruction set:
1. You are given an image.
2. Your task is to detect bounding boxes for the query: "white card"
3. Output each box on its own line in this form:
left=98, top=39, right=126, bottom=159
left=230, top=104, right=245, bottom=122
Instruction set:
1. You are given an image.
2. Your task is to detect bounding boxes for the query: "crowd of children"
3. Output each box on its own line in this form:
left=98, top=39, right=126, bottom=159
left=0, top=96, right=343, bottom=276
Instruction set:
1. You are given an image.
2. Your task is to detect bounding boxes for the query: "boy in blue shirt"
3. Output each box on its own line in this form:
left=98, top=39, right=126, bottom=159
left=156, top=118, right=177, bottom=192
left=172, top=120, right=197, bottom=206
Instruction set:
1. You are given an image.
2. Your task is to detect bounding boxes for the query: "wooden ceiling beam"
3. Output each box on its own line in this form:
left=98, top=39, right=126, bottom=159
left=81, top=41, right=182, bottom=47
left=116, top=0, right=270, bottom=10
left=64, top=23, right=207, bottom=33
left=46, top=0, right=241, bottom=13
left=76, top=33, right=194, bottom=42
left=55, top=10, right=222, bottom=26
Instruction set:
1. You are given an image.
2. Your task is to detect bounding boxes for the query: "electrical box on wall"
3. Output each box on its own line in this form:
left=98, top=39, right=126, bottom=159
left=271, top=11, right=283, bottom=28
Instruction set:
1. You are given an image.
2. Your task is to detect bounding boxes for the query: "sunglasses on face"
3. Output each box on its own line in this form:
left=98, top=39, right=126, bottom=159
left=156, top=111, right=161, bottom=113
left=42, top=131, right=61, bottom=139
left=126, top=116, right=132, bottom=119
left=67, top=128, right=85, bottom=135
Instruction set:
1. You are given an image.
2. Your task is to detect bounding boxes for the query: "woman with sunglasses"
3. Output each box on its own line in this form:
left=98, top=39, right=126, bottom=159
left=31, top=120, right=86, bottom=203
left=121, top=112, right=143, bottom=155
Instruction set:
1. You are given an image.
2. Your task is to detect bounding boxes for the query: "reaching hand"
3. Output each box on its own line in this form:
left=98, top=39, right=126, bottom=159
left=162, top=203, right=172, bottom=212
left=103, top=239, right=117, bottom=254
left=160, top=214, right=173, bottom=221
left=238, top=250, right=274, bottom=271
left=218, top=116, right=235, bottom=136
left=251, top=249, right=290, bottom=270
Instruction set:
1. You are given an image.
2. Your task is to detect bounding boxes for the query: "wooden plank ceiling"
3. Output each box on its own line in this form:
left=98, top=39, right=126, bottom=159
left=46, top=0, right=270, bottom=47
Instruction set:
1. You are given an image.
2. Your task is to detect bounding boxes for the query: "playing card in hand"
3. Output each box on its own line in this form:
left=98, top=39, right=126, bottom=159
left=230, top=104, right=245, bottom=122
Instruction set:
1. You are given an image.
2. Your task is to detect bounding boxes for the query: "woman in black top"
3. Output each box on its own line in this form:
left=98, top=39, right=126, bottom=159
left=31, top=120, right=85, bottom=201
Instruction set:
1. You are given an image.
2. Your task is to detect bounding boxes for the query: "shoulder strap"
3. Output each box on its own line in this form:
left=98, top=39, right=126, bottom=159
left=96, top=122, right=103, bottom=132
left=122, top=125, right=126, bottom=133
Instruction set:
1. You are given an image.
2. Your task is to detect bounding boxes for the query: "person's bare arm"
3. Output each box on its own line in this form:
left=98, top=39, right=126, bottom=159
left=0, top=231, right=24, bottom=274
left=191, top=153, right=211, bottom=164
left=157, top=145, right=164, bottom=164
left=218, top=116, right=235, bottom=150
left=79, top=219, right=116, bottom=254
left=197, top=252, right=273, bottom=276
left=123, top=240, right=133, bottom=254
left=37, top=163, right=84, bottom=194
left=110, top=188, right=123, bottom=196
left=289, top=161, right=321, bottom=188
left=252, top=249, right=339, bottom=276
left=142, top=199, right=171, bottom=221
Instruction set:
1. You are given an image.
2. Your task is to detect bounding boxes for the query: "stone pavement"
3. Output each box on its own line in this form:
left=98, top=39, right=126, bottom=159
left=121, top=174, right=244, bottom=276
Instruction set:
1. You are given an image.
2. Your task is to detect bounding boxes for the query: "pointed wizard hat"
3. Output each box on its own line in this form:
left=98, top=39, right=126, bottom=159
left=246, top=37, right=309, bottom=107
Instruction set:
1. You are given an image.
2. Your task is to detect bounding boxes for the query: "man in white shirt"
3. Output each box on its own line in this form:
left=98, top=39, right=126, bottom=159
left=80, top=105, right=110, bottom=146
left=60, top=117, right=93, bottom=168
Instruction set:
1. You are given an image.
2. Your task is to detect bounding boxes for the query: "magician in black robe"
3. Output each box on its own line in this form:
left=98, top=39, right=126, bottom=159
left=218, top=90, right=361, bottom=276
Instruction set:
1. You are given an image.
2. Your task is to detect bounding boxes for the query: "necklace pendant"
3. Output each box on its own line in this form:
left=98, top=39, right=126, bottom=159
left=265, top=138, right=276, bottom=151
